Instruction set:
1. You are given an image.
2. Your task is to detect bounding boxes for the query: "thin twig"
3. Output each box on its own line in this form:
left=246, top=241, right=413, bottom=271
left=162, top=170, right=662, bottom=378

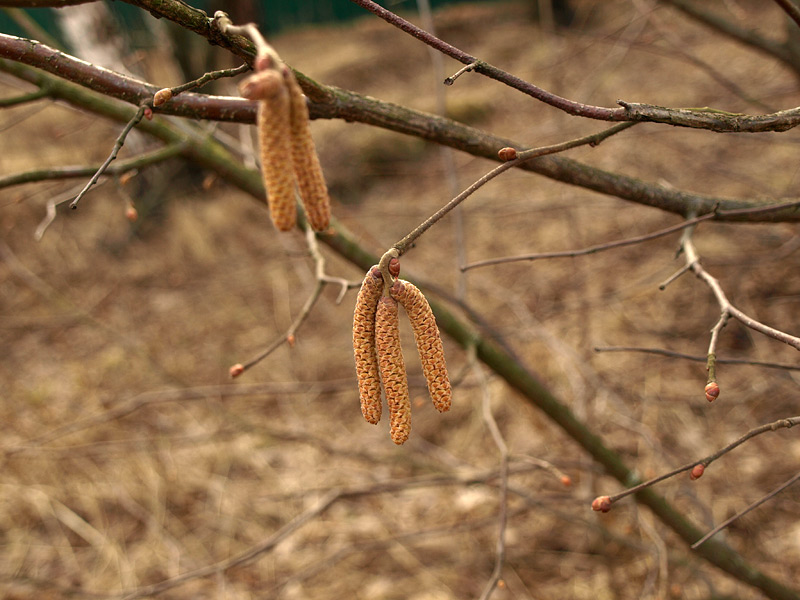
left=69, top=104, right=147, bottom=209
left=593, top=346, right=800, bottom=372
left=692, top=469, right=800, bottom=549
left=443, top=60, right=478, bottom=85
left=772, top=0, right=800, bottom=29
left=119, top=489, right=341, bottom=600
left=232, top=227, right=353, bottom=376
left=682, top=227, right=800, bottom=351
left=392, top=122, right=636, bottom=257
left=464, top=199, right=800, bottom=271
left=154, top=63, right=250, bottom=104
left=471, top=346, right=510, bottom=600
left=0, top=142, right=186, bottom=190
left=0, top=86, right=48, bottom=106
left=603, top=417, right=800, bottom=506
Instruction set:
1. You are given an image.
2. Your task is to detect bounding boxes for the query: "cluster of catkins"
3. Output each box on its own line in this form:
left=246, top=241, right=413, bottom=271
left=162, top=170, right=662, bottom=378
left=238, top=54, right=330, bottom=232
left=353, top=260, right=452, bottom=444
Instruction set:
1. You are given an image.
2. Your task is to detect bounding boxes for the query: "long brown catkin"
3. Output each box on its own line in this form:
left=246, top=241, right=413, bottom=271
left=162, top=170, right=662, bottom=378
left=375, top=295, right=411, bottom=445
left=390, top=279, right=451, bottom=413
left=352, top=266, right=383, bottom=424
left=239, top=69, right=296, bottom=232
left=284, top=70, right=331, bottom=232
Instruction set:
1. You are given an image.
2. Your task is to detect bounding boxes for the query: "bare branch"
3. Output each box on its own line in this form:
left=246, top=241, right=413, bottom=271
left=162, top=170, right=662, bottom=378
left=772, top=0, right=800, bottom=29
left=692, top=470, right=800, bottom=549
left=3, top=36, right=800, bottom=223
left=682, top=227, right=800, bottom=351
left=0, top=143, right=186, bottom=190
left=660, top=0, right=800, bottom=76
left=594, top=346, right=800, bottom=372
left=69, top=104, right=147, bottom=209
left=600, top=417, right=800, bottom=507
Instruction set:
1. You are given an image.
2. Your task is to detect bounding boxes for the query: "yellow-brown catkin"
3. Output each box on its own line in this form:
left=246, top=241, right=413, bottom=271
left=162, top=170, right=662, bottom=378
left=390, top=279, right=451, bottom=413
left=375, top=295, right=411, bottom=445
left=353, top=266, right=383, bottom=424
left=239, top=69, right=296, bottom=232
left=284, top=69, right=331, bottom=232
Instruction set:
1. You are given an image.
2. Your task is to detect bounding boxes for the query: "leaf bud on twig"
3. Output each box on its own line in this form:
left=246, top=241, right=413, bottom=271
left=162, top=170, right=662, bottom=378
left=704, top=381, right=720, bottom=402
left=498, top=147, right=517, bottom=161
left=153, top=88, right=173, bottom=106
left=690, top=464, right=705, bottom=480
left=591, top=495, right=612, bottom=513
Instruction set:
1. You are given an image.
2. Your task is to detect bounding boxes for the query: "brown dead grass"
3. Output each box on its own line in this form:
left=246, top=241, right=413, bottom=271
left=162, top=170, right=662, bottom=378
left=1, top=1, right=800, bottom=598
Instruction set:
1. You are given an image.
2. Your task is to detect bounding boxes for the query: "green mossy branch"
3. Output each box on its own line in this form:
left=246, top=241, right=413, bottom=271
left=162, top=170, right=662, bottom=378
left=2, top=26, right=800, bottom=600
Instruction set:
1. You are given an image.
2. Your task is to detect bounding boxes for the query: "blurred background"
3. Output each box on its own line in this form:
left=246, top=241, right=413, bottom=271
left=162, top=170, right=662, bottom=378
left=2, top=1, right=800, bottom=599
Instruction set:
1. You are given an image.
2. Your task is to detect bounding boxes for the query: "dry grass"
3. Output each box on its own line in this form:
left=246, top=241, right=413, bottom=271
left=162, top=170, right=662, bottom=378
left=2, top=1, right=800, bottom=598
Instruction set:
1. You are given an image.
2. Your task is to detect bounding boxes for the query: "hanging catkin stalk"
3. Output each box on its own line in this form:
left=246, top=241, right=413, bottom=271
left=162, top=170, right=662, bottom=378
left=390, top=279, right=452, bottom=413
left=375, top=295, right=412, bottom=445
left=239, top=67, right=296, bottom=231
left=353, top=266, right=384, bottom=424
left=285, top=71, right=331, bottom=232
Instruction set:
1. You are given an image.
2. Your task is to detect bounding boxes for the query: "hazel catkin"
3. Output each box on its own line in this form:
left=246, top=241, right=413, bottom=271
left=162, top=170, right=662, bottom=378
left=353, top=266, right=384, bottom=424
left=375, top=295, right=411, bottom=445
left=284, top=69, right=331, bottom=232
left=390, top=279, right=452, bottom=413
left=239, top=69, right=296, bottom=232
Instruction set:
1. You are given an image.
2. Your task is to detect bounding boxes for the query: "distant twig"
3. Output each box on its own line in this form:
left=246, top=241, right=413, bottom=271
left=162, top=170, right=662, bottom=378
left=772, top=0, right=800, bottom=29
left=692, top=469, right=800, bottom=549
left=230, top=227, right=358, bottom=377
left=597, top=417, right=800, bottom=508
left=0, top=86, right=48, bottom=106
left=471, top=346, right=510, bottom=600
left=0, top=142, right=186, bottom=190
left=593, top=346, right=800, bottom=372
left=682, top=226, right=800, bottom=352
left=392, top=122, right=636, bottom=258
left=463, top=199, right=800, bottom=271
left=69, top=103, right=147, bottom=209
left=350, top=0, right=800, bottom=131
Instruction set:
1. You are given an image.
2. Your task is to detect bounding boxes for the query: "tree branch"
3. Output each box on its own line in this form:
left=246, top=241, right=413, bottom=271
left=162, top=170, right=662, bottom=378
left=3, top=35, right=800, bottom=223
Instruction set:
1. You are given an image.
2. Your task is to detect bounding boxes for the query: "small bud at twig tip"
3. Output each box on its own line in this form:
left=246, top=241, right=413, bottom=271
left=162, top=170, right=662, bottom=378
left=287, top=334, right=296, bottom=347
left=560, top=475, right=572, bottom=487
left=229, top=363, right=245, bottom=378
left=591, top=495, right=612, bottom=513
left=498, top=147, right=517, bottom=161
left=690, top=464, right=705, bottom=480
left=704, top=381, right=720, bottom=402
left=125, top=206, right=138, bottom=222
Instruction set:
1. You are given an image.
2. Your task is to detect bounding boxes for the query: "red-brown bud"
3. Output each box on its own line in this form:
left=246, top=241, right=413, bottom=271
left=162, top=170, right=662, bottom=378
left=704, top=381, right=720, bottom=402
left=560, top=475, right=572, bottom=487
left=388, top=257, right=400, bottom=278
left=229, top=363, right=245, bottom=378
left=591, top=495, right=612, bottom=513
left=125, top=205, right=138, bottom=222
left=498, top=147, right=517, bottom=161
left=153, top=88, right=173, bottom=106
left=690, top=464, right=705, bottom=480
left=143, top=106, right=153, bottom=120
